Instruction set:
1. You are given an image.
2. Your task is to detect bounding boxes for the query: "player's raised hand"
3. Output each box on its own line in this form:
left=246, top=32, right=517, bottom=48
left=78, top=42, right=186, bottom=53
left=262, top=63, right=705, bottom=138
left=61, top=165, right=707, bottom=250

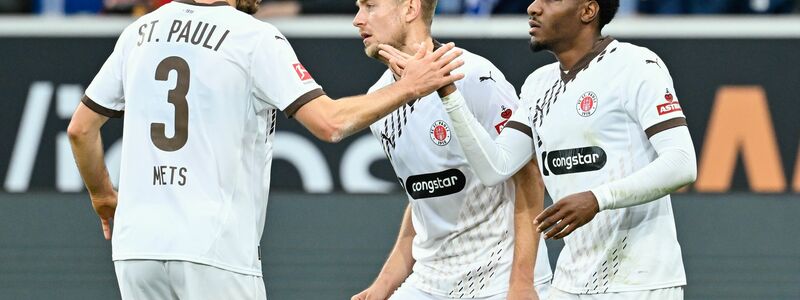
left=377, top=44, right=412, bottom=76
left=90, top=191, right=118, bottom=240
left=383, top=42, right=464, bottom=99
left=534, top=191, right=599, bottom=240
left=351, top=283, right=392, bottom=300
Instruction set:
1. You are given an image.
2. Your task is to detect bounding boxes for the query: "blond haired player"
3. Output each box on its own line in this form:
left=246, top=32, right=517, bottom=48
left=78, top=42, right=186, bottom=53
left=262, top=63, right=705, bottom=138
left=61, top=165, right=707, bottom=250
left=66, top=0, right=464, bottom=298
left=350, top=0, right=552, bottom=299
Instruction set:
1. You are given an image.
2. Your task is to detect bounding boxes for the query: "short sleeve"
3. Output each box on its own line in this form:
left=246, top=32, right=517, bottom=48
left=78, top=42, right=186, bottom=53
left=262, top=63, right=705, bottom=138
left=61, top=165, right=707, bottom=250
left=624, top=53, right=686, bottom=135
left=84, top=32, right=128, bottom=118
left=251, top=29, right=325, bottom=118
left=458, top=61, right=519, bottom=139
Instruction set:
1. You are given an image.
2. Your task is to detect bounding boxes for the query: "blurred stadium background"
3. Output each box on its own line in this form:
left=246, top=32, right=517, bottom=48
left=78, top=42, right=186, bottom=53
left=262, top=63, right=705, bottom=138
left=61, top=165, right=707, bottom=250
left=1, top=0, right=799, bottom=299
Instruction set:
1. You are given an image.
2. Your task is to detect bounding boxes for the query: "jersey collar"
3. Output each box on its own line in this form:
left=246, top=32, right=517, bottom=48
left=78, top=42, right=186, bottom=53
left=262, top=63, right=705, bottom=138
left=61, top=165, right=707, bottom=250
left=173, top=0, right=231, bottom=7
left=560, top=36, right=615, bottom=83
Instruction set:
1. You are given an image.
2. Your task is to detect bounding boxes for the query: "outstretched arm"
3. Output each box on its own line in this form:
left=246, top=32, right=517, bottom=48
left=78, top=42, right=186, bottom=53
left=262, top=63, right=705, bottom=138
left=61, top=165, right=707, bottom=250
left=440, top=90, right=535, bottom=186
left=295, top=43, right=464, bottom=143
left=67, top=102, right=117, bottom=240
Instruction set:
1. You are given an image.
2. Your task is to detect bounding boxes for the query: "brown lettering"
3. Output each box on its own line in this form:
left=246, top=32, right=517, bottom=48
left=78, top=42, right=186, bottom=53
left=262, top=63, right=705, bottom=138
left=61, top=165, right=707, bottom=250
left=695, top=86, right=786, bottom=192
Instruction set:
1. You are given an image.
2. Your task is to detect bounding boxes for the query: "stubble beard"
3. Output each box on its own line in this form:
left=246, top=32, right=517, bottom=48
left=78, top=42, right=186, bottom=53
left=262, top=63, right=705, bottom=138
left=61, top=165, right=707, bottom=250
left=529, top=37, right=548, bottom=53
left=365, top=43, right=380, bottom=59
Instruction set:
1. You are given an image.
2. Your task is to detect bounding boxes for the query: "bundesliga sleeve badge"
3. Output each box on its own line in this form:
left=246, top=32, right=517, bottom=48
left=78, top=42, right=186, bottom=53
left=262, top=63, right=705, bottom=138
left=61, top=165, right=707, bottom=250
left=430, top=120, right=452, bottom=146
left=577, top=91, right=598, bottom=117
left=292, top=63, right=313, bottom=81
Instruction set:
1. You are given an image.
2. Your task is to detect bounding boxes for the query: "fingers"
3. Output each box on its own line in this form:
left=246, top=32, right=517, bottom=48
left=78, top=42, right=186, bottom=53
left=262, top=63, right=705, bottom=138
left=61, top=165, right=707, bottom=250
left=388, top=59, right=404, bottom=76
left=542, top=216, right=574, bottom=239
left=534, top=202, right=560, bottom=227
left=439, top=58, right=465, bottom=76
left=386, top=44, right=411, bottom=60
left=101, top=218, right=112, bottom=240
left=434, top=49, right=464, bottom=69
left=429, top=42, right=455, bottom=61
left=377, top=49, right=394, bottom=63
left=378, top=47, right=410, bottom=69
left=440, top=72, right=465, bottom=87
left=550, top=220, right=580, bottom=240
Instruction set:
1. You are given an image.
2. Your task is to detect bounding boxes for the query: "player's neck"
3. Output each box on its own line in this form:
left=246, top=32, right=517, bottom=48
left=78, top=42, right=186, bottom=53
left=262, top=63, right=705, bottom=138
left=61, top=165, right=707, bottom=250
left=554, top=31, right=602, bottom=71
left=399, top=26, right=434, bottom=55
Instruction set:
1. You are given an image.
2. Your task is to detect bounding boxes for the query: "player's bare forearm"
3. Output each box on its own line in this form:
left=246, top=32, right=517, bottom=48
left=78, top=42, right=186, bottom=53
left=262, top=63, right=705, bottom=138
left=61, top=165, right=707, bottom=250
left=353, top=205, right=414, bottom=299
left=67, top=103, right=114, bottom=197
left=374, top=205, right=416, bottom=289
left=509, top=159, right=544, bottom=295
left=298, top=43, right=464, bottom=143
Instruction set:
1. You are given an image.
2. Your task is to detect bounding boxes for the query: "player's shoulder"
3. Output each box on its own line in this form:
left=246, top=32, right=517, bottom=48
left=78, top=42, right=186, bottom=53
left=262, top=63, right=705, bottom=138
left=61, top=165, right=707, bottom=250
left=608, top=40, right=666, bottom=69
left=521, top=62, right=559, bottom=92
left=453, top=48, right=501, bottom=78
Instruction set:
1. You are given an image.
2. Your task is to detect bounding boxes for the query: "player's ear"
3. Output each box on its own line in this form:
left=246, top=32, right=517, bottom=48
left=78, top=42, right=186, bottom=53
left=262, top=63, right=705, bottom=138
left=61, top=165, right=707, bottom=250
left=580, top=0, right=599, bottom=25
left=404, top=0, right=422, bottom=23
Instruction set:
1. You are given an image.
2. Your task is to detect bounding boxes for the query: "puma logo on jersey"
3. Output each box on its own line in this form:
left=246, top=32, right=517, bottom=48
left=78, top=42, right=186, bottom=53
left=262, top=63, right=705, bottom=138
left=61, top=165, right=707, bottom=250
left=404, top=169, right=466, bottom=199
left=645, top=59, right=661, bottom=68
left=274, top=35, right=286, bottom=41
left=541, top=146, right=607, bottom=176
left=479, top=71, right=496, bottom=82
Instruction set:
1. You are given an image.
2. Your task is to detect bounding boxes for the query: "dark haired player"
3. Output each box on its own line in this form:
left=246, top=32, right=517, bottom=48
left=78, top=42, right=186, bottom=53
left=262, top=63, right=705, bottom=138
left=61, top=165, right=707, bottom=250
left=418, top=0, right=697, bottom=298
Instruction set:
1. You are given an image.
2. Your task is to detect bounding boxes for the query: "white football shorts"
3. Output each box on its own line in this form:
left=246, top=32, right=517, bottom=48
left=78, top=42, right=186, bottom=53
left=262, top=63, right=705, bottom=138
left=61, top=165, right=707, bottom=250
left=114, top=260, right=266, bottom=300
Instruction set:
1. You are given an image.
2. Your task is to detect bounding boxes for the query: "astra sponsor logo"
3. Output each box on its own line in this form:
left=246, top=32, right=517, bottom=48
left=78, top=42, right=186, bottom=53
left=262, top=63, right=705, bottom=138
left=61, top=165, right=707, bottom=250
left=657, top=88, right=682, bottom=115
left=541, top=146, right=607, bottom=176
left=404, top=169, right=466, bottom=199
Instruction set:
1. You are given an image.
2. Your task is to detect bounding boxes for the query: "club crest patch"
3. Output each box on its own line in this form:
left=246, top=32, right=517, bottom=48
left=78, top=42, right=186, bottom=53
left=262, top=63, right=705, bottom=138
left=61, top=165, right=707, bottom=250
left=430, top=120, right=451, bottom=146
left=576, top=91, right=598, bottom=117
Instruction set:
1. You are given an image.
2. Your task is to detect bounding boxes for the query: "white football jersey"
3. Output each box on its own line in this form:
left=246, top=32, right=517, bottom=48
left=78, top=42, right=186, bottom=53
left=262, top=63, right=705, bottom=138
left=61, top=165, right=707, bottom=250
left=514, top=37, right=686, bottom=293
left=83, top=0, right=323, bottom=276
left=368, top=49, right=552, bottom=298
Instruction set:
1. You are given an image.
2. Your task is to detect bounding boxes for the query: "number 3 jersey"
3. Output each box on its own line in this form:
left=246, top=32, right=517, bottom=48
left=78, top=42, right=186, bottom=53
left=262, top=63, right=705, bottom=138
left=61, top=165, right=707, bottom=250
left=83, top=0, right=323, bottom=276
left=367, top=49, right=552, bottom=298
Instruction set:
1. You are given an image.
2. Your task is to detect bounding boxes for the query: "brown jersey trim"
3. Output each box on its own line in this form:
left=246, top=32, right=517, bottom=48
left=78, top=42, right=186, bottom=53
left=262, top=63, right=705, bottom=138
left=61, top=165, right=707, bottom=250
left=284, top=88, right=326, bottom=118
left=505, top=120, right=533, bottom=138
left=173, top=0, right=230, bottom=7
left=645, top=117, right=688, bottom=139
left=560, top=36, right=615, bottom=83
left=81, top=95, right=124, bottom=118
